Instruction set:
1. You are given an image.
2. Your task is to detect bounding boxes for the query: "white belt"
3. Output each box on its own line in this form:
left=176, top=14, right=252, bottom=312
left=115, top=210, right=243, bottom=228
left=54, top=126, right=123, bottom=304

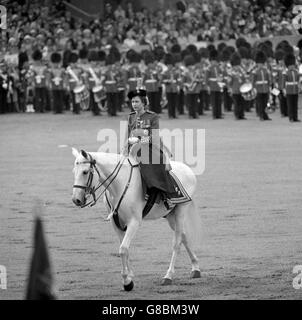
left=256, top=81, right=268, bottom=84
left=285, top=82, right=298, bottom=85
left=208, top=78, right=218, bottom=81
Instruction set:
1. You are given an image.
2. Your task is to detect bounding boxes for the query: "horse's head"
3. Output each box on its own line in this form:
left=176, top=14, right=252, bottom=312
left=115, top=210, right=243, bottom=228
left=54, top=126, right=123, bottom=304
left=71, top=147, right=96, bottom=207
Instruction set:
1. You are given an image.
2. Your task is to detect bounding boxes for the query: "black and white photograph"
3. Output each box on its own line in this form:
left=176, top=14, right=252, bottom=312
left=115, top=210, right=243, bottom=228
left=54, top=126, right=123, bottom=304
left=1, top=0, right=302, bottom=305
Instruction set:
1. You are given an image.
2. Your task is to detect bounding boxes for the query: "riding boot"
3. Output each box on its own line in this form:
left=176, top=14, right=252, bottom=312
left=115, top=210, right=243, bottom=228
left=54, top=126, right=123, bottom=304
left=162, top=192, right=174, bottom=210
left=142, top=188, right=159, bottom=218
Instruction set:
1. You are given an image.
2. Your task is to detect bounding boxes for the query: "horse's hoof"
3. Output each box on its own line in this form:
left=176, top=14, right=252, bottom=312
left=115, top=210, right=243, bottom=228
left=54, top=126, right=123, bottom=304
left=124, top=280, right=134, bottom=291
left=161, top=278, right=173, bottom=286
left=191, top=270, right=201, bottom=279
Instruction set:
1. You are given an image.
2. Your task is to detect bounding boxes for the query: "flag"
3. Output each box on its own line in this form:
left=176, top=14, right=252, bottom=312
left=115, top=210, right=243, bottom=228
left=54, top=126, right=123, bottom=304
left=25, top=216, right=56, bottom=300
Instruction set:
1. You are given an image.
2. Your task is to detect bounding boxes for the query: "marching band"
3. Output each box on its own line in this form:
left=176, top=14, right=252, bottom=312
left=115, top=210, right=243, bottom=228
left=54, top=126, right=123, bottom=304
left=0, top=41, right=301, bottom=122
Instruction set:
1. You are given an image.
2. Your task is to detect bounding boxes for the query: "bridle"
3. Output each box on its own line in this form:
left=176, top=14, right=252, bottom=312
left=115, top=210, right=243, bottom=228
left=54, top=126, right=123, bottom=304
left=73, top=153, right=126, bottom=208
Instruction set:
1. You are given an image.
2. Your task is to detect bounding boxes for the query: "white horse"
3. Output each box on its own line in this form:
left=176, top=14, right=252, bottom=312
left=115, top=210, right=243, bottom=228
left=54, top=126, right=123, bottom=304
left=71, top=147, right=201, bottom=291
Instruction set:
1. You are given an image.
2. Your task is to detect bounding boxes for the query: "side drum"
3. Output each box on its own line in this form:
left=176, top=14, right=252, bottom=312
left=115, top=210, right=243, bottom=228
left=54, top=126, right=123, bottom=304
left=240, top=82, right=257, bottom=101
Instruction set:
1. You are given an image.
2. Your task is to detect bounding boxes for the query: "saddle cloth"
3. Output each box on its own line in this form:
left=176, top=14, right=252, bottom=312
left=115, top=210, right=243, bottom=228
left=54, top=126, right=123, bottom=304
left=144, top=170, right=192, bottom=205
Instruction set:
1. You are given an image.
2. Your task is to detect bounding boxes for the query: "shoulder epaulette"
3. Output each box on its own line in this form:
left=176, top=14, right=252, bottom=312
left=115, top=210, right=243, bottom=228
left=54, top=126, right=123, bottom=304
left=129, top=111, right=136, bottom=115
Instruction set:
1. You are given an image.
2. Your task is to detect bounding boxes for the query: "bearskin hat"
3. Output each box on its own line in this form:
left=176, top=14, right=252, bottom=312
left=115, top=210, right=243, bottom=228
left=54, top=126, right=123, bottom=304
left=109, top=46, right=121, bottom=62
left=217, top=42, right=227, bottom=53
left=220, top=47, right=231, bottom=62
left=126, top=49, right=137, bottom=62
left=199, top=47, right=209, bottom=59
left=226, top=46, right=236, bottom=55
left=282, top=45, right=294, bottom=55
left=186, top=44, right=198, bottom=55
left=88, top=50, right=99, bottom=62
left=184, top=54, right=195, bottom=67
left=170, top=44, right=181, bottom=54
left=32, top=49, right=42, bottom=61
left=79, top=48, right=88, bottom=60
left=274, top=49, right=285, bottom=62
left=172, top=53, right=182, bottom=64
left=50, top=52, right=61, bottom=64
left=235, top=37, right=247, bottom=49
left=164, top=53, right=174, bottom=66
left=98, top=50, right=106, bottom=62
left=230, top=52, right=241, bottom=66
left=207, top=44, right=216, bottom=53
left=128, top=89, right=147, bottom=100
left=153, top=46, right=165, bottom=61
left=255, top=50, right=267, bottom=64
left=106, top=53, right=116, bottom=65
left=284, top=53, right=296, bottom=68
left=297, top=39, right=302, bottom=51
left=181, top=49, right=190, bottom=60
left=238, top=46, right=250, bottom=60
left=69, top=52, right=79, bottom=64
left=144, top=51, right=155, bottom=65
left=209, top=49, right=218, bottom=61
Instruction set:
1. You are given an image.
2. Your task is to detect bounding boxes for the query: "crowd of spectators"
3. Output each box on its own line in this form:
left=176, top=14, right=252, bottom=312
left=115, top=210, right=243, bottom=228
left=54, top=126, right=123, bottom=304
left=0, top=0, right=300, bottom=64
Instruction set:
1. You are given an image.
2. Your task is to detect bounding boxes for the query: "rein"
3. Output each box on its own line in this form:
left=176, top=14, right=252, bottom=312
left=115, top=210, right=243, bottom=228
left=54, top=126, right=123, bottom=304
left=73, top=153, right=126, bottom=208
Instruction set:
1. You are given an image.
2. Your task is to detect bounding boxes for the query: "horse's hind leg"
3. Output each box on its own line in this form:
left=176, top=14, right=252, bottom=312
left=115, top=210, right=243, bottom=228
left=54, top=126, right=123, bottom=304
left=165, top=204, right=201, bottom=280
left=162, top=206, right=184, bottom=285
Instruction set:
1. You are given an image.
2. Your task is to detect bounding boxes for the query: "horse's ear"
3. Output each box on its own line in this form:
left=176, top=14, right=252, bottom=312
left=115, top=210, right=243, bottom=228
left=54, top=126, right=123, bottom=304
left=72, top=147, right=79, bottom=158
left=81, top=150, right=88, bottom=159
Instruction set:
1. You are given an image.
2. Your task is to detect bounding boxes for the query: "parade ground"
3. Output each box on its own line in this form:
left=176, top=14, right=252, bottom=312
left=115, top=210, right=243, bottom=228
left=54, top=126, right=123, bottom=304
left=1, top=108, right=302, bottom=300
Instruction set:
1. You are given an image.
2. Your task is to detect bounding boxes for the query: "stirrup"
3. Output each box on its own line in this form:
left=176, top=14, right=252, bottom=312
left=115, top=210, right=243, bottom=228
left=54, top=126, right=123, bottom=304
left=164, top=198, right=174, bottom=210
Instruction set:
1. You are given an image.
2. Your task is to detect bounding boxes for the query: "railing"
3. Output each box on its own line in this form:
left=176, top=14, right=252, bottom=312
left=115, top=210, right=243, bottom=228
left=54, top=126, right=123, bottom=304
left=62, top=1, right=99, bottom=23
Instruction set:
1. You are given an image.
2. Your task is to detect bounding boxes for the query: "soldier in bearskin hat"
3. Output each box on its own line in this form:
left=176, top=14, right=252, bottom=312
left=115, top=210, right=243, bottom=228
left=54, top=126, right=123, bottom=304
left=66, top=52, right=82, bottom=114
left=220, top=47, right=233, bottom=113
left=50, top=52, right=65, bottom=113
left=143, top=51, right=161, bottom=113
left=251, top=50, right=272, bottom=120
left=198, top=47, right=210, bottom=112
left=229, top=52, right=246, bottom=120
left=183, top=54, right=199, bottom=119
left=173, top=52, right=185, bottom=115
left=103, top=49, right=119, bottom=116
left=283, top=53, right=300, bottom=122
left=274, top=49, right=287, bottom=117
left=162, top=53, right=178, bottom=118
left=205, top=48, right=223, bottom=119
left=29, top=49, right=49, bottom=113
left=87, top=50, right=101, bottom=116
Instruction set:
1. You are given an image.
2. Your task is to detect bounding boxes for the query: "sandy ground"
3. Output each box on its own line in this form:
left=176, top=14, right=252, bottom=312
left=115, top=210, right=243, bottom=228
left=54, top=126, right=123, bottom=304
left=1, top=107, right=302, bottom=300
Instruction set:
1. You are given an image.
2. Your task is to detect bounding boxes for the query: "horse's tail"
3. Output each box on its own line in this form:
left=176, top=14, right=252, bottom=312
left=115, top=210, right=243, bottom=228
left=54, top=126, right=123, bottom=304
left=184, top=200, right=202, bottom=250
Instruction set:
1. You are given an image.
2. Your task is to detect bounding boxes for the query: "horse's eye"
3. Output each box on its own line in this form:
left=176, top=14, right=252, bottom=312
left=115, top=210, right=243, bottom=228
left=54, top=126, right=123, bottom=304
left=83, top=171, right=88, bottom=175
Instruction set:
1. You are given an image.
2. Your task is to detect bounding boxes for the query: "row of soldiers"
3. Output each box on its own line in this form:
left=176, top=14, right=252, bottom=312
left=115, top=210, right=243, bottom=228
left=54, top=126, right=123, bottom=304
left=0, top=41, right=301, bottom=122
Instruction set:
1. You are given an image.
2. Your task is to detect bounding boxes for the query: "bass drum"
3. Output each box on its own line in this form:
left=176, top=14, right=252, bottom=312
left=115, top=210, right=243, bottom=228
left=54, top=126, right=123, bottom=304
left=240, top=82, right=257, bottom=101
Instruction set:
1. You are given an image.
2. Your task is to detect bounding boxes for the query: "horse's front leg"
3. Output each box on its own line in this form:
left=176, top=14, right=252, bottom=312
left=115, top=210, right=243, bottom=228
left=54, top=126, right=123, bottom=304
left=119, top=219, right=140, bottom=291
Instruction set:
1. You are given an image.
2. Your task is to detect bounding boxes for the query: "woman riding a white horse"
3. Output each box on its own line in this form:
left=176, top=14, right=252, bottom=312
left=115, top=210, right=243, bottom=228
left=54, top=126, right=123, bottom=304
left=72, top=88, right=201, bottom=290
